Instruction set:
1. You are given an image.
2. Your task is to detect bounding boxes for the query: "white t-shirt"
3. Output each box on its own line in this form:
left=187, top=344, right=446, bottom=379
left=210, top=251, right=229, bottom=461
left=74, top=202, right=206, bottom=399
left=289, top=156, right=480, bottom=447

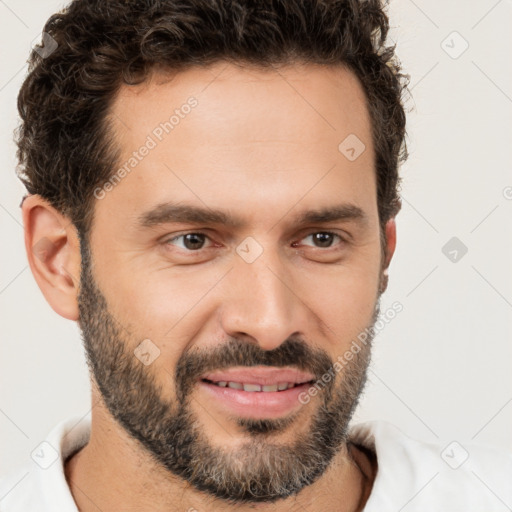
left=1, top=415, right=511, bottom=511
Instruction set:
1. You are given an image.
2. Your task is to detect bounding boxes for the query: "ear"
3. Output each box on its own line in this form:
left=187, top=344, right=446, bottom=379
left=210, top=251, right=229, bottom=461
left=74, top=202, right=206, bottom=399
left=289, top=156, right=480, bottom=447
left=379, top=218, right=397, bottom=293
left=21, top=195, right=81, bottom=321
left=383, top=218, right=397, bottom=269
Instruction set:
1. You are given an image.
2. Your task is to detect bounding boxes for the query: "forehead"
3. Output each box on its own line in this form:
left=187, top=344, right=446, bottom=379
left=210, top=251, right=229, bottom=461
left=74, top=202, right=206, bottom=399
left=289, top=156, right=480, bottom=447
left=99, top=62, right=376, bottom=231
left=110, top=61, right=372, bottom=151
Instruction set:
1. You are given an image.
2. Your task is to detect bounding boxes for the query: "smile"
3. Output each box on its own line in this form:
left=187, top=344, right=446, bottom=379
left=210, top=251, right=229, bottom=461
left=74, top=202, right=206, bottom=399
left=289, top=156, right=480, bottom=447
left=202, top=379, right=311, bottom=392
left=198, top=366, right=316, bottom=419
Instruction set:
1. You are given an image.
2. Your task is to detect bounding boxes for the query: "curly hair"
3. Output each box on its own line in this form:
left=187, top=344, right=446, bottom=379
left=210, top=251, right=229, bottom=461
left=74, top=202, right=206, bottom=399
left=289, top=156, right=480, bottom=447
left=16, top=0, right=409, bottom=240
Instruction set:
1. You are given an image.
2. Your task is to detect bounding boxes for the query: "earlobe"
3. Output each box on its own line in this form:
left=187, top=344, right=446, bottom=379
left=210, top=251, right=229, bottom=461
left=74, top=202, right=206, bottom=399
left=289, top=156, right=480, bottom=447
left=22, top=195, right=81, bottom=321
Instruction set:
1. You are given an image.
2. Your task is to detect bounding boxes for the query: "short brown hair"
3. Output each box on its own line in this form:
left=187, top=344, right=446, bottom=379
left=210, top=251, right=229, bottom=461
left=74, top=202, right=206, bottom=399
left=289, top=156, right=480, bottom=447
left=16, top=0, right=409, bottom=239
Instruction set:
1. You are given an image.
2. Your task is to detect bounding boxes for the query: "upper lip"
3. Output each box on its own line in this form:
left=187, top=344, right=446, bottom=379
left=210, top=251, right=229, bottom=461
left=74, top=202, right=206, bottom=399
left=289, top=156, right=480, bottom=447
left=200, top=366, right=315, bottom=386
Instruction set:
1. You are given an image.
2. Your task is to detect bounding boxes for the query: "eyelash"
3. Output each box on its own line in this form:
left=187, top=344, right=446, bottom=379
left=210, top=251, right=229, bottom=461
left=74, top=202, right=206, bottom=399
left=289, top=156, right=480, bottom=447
left=163, top=230, right=346, bottom=252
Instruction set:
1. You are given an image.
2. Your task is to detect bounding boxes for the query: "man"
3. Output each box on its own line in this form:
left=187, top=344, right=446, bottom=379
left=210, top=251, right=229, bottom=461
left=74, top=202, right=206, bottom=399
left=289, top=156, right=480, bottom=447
left=1, top=0, right=511, bottom=510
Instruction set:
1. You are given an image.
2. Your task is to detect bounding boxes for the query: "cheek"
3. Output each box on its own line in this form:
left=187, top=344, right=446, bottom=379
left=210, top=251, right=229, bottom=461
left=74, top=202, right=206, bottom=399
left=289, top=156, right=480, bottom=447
left=101, top=265, right=221, bottom=346
left=296, top=264, right=380, bottom=343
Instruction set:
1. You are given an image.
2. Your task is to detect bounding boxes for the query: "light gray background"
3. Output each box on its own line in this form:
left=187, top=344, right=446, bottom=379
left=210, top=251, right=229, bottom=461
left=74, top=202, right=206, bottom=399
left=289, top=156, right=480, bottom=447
left=1, top=0, right=511, bottom=480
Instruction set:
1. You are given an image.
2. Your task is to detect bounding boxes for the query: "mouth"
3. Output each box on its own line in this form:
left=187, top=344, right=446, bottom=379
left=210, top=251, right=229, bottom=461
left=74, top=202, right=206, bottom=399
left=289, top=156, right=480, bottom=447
left=197, top=366, right=316, bottom=419
left=201, top=379, right=309, bottom=392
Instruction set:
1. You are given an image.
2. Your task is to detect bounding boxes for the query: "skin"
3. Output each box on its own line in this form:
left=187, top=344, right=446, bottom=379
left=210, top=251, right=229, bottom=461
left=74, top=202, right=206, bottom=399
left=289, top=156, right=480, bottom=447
left=22, top=61, right=396, bottom=511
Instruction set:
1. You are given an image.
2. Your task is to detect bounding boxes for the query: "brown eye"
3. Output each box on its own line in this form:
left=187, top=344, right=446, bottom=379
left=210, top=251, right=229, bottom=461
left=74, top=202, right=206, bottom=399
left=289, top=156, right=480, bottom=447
left=166, top=233, right=210, bottom=251
left=300, top=231, right=343, bottom=249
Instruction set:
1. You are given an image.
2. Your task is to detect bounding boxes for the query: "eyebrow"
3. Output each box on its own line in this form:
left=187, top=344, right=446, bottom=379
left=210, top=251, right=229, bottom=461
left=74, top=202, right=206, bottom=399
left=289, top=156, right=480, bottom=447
left=137, top=201, right=367, bottom=230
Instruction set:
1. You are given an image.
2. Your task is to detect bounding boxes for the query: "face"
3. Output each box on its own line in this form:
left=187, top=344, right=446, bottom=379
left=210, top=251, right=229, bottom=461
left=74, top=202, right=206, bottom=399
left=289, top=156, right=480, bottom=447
left=77, top=62, right=388, bottom=503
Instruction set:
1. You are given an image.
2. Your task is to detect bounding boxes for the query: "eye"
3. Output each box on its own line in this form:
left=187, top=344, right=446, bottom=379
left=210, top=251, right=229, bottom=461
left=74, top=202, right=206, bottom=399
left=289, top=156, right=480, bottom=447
left=296, top=231, right=344, bottom=249
left=165, top=232, right=213, bottom=251
left=163, top=230, right=345, bottom=255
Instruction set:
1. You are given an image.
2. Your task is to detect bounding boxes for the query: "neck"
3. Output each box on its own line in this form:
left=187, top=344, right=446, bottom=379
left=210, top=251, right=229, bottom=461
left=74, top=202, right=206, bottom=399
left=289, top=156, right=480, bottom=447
left=64, top=409, right=376, bottom=512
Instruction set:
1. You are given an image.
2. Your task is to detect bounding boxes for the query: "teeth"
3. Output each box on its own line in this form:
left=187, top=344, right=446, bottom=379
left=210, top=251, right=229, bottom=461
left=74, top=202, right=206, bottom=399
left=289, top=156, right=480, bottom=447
left=211, top=381, right=301, bottom=392
left=243, top=383, right=261, bottom=392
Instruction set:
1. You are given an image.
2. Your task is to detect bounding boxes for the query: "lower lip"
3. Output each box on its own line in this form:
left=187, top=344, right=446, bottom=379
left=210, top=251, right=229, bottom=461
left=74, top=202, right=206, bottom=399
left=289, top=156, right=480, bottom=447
left=198, top=380, right=312, bottom=419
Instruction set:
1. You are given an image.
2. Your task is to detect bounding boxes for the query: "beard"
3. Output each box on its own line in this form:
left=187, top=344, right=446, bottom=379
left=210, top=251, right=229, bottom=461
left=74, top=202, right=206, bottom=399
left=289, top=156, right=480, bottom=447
left=76, top=237, right=379, bottom=504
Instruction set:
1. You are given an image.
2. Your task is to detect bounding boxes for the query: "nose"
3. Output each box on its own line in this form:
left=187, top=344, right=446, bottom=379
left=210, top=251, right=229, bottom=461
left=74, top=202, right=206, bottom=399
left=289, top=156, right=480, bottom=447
left=219, top=242, right=312, bottom=351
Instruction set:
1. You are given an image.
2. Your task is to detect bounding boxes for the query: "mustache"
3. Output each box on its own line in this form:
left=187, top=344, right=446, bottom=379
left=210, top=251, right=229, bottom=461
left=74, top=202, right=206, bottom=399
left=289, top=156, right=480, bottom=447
left=174, top=337, right=334, bottom=403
